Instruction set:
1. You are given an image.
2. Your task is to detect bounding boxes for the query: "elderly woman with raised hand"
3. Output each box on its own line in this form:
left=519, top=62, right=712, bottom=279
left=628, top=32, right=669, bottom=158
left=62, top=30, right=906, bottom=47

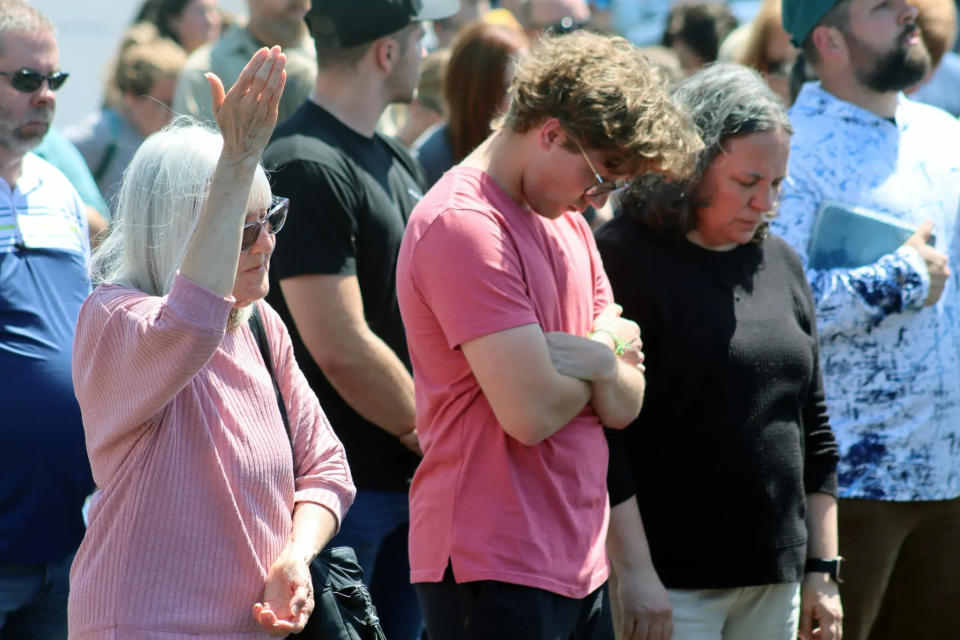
left=69, top=47, right=355, bottom=638
left=596, top=64, right=842, bottom=640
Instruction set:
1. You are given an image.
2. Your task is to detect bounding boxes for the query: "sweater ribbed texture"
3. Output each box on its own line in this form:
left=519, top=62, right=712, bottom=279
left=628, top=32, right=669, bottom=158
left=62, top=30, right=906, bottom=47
left=69, top=273, right=355, bottom=639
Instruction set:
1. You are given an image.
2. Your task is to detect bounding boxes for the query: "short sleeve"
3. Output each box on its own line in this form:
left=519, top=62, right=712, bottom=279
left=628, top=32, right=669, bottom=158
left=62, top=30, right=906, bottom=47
left=268, top=158, right=360, bottom=280
left=583, top=220, right=614, bottom=320
left=409, top=209, right=539, bottom=349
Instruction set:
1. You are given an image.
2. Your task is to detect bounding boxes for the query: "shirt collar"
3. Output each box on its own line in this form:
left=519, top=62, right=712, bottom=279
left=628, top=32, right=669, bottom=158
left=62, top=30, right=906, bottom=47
left=792, top=82, right=911, bottom=131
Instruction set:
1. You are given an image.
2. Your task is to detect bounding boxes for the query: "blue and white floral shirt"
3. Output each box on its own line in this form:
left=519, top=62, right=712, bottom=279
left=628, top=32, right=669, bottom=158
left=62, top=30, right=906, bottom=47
left=773, top=83, right=960, bottom=501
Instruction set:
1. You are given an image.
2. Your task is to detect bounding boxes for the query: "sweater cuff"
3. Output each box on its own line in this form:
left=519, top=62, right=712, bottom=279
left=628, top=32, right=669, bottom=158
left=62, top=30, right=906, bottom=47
left=895, top=245, right=930, bottom=310
left=804, top=465, right=839, bottom=498
left=166, top=271, right=236, bottom=330
left=295, top=486, right=354, bottom=532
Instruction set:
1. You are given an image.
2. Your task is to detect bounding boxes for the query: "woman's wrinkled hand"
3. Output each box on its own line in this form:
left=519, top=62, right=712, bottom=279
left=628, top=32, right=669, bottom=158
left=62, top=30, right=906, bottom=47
left=252, top=549, right=314, bottom=636
left=206, top=45, right=287, bottom=159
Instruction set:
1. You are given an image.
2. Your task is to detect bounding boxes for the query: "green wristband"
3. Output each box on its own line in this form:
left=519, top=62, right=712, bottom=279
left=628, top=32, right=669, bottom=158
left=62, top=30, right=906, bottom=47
left=588, top=328, right=629, bottom=357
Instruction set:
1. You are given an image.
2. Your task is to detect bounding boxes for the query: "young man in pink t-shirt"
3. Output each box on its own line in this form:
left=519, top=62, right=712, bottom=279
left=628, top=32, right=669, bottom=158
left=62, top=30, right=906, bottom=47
left=395, top=32, right=700, bottom=639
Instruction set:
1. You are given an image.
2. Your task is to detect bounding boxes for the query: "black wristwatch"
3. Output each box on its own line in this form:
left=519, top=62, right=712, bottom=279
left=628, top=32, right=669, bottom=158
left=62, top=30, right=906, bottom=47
left=805, top=557, right=844, bottom=583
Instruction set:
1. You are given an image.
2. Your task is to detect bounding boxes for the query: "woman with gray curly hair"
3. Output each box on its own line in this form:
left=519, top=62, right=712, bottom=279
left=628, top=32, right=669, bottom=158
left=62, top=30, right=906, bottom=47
left=596, top=63, right=842, bottom=640
left=69, top=47, right=355, bottom=638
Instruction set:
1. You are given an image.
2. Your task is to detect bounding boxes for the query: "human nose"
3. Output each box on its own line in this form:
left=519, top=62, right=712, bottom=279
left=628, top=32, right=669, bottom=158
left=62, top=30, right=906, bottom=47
left=584, top=190, right=612, bottom=209
left=32, top=81, right=55, bottom=107
left=899, top=0, right=919, bottom=23
left=751, top=186, right=778, bottom=211
left=249, top=220, right=275, bottom=254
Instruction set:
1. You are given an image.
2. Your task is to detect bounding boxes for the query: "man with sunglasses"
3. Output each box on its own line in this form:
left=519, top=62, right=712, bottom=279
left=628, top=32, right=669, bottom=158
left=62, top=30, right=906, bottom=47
left=396, top=31, right=699, bottom=639
left=262, top=1, right=457, bottom=639
left=0, top=1, right=94, bottom=638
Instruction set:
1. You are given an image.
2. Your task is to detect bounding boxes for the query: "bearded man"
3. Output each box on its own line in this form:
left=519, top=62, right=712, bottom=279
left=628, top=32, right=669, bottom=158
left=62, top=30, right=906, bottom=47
left=772, top=2, right=960, bottom=639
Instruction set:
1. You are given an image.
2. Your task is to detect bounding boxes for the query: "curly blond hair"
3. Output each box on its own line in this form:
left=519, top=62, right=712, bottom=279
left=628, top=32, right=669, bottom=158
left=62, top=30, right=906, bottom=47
left=501, top=31, right=702, bottom=177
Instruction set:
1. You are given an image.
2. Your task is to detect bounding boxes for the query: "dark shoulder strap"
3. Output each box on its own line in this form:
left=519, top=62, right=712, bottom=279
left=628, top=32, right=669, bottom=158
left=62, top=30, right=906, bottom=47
left=249, top=304, right=291, bottom=441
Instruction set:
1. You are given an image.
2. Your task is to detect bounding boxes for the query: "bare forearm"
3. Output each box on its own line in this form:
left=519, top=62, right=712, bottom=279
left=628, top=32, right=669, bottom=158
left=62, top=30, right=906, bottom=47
left=590, top=360, right=645, bottom=429
left=286, top=502, right=339, bottom=563
left=517, top=374, right=593, bottom=444
left=180, top=154, right=260, bottom=295
left=316, top=329, right=416, bottom=437
left=607, top=496, right=655, bottom=572
left=463, top=325, right=593, bottom=446
left=806, top=492, right=839, bottom=558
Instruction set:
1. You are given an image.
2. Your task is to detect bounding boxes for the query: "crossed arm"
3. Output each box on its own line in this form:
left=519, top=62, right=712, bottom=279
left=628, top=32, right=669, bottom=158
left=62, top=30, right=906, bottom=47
left=460, top=305, right=646, bottom=446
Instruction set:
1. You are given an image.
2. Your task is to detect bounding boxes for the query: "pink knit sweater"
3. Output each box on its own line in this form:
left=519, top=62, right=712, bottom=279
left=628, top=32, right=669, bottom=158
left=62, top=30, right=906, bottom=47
left=68, top=274, right=355, bottom=639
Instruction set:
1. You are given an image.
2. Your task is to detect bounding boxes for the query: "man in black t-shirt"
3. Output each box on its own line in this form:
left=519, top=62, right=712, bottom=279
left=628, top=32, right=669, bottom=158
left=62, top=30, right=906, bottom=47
left=262, top=1, right=456, bottom=639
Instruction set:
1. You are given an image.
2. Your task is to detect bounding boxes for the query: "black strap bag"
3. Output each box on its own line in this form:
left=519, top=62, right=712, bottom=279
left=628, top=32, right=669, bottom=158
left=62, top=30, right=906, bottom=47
left=249, top=306, right=387, bottom=640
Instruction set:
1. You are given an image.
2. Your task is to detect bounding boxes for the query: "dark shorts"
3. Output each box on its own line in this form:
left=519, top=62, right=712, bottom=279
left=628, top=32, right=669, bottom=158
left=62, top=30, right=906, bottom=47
left=414, top=563, right=614, bottom=640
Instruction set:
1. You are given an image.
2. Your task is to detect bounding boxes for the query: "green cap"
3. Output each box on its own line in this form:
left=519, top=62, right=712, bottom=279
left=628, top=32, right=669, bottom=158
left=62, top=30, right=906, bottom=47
left=781, top=0, right=841, bottom=47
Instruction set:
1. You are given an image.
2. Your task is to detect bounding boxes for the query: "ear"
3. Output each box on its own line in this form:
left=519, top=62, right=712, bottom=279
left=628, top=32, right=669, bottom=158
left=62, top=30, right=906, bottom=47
left=810, top=24, right=847, bottom=63
left=537, top=117, right=564, bottom=151
left=372, top=37, right=396, bottom=73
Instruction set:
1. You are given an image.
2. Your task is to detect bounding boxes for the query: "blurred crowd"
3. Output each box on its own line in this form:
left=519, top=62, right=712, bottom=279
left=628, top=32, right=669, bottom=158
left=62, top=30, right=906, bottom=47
left=3, top=0, right=960, bottom=639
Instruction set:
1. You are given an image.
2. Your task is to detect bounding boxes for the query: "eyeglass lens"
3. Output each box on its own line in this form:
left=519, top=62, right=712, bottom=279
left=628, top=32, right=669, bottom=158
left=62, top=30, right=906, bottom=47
left=1, top=69, right=69, bottom=93
left=240, top=199, right=288, bottom=250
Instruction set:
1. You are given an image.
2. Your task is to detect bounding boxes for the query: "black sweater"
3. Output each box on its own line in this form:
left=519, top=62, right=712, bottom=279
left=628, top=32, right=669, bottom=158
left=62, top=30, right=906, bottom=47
left=595, top=215, right=839, bottom=589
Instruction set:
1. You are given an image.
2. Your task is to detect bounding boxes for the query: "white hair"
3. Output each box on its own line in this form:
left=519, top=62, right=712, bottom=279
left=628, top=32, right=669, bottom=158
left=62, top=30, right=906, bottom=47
left=90, top=116, right=271, bottom=298
left=0, top=0, right=54, bottom=54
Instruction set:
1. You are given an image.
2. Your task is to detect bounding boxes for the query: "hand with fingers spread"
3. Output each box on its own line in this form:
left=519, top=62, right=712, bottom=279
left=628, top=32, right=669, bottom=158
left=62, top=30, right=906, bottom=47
left=252, top=548, right=315, bottom=636
left=205, top=45, right=287, bottom=159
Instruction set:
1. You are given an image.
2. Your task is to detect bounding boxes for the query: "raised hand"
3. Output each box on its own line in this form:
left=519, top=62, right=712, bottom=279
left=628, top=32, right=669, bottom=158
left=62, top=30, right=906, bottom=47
left=206, top=46, right=287, bottom=159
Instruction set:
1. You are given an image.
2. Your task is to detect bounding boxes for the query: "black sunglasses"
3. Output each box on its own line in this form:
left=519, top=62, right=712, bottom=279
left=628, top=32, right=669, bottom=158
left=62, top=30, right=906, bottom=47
left=241, top=196, right=289, bottom=251
left=0, top=69, right=69, bottom=93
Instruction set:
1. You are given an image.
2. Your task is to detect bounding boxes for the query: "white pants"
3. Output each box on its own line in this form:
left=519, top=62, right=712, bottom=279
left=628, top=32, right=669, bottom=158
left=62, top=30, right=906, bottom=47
left=667, top=583, right=800, bottom=640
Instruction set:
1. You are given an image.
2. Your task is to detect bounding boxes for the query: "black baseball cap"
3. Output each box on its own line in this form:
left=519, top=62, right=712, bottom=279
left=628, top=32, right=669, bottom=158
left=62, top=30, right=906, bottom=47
left=306, top=0, right=460, bottom=48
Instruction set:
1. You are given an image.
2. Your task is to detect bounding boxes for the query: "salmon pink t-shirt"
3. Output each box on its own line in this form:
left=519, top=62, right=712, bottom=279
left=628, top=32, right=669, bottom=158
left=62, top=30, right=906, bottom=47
left=396, top=166, right=613, bottom=599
